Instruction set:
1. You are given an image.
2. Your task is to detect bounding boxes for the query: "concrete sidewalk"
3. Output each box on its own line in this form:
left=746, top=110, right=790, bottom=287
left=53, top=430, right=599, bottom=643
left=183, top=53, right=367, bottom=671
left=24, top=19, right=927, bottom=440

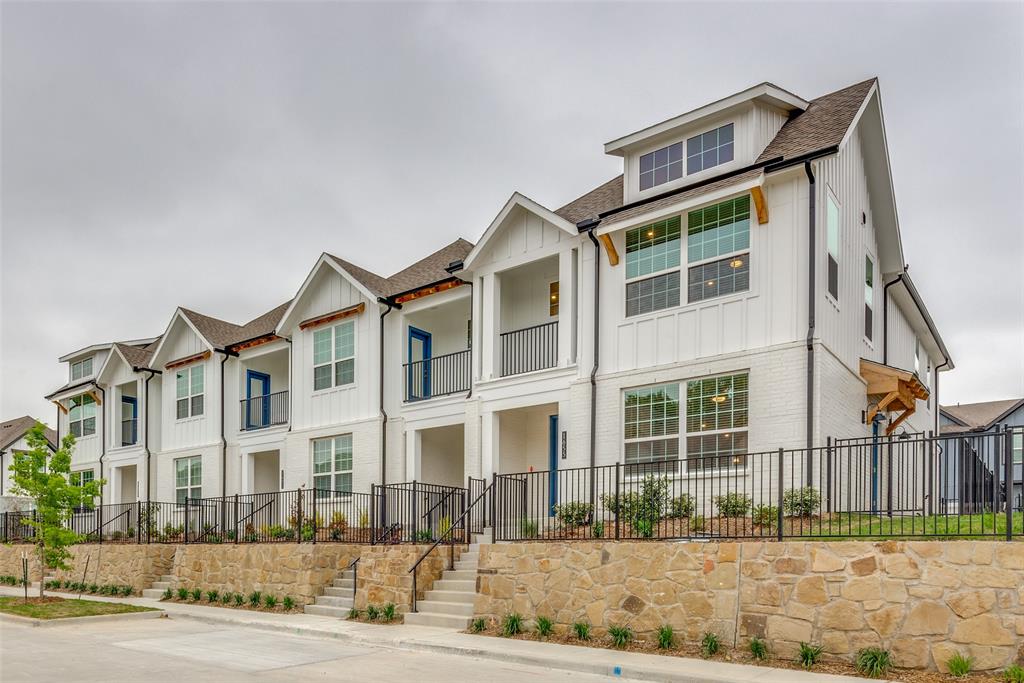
left=1, top=584, right=877, bottom=682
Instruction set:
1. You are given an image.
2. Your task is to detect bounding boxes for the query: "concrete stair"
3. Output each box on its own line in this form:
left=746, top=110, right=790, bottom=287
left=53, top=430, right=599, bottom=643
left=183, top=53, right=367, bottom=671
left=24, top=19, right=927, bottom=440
left=304, top=568, right=355, bottom=618
left=403, top=528, right=489, bottom=629
left=141, top=574, right=175, bottom=599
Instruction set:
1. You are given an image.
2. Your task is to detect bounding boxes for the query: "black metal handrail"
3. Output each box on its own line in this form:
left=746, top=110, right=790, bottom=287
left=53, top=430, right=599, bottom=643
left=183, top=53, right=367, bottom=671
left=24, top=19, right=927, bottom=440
left=403, top=349, right=471, bottom=402
left=500, top=321, right=557, bottom=376
left=408, top=481, right=492, bottom=613
left=240, top=390, right=289, bottom=431
left=346, top=556, right=359, bottom=605
left=121, top=418, right=138, bottom=446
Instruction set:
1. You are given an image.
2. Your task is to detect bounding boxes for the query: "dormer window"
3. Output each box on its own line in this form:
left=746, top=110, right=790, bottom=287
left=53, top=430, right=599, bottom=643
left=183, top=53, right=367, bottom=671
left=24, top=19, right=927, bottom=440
left=639, top=143, right=683, bottom=191
left=71, top=358, right=93, bottom=381
left=686, top=123, right=734, bottom=175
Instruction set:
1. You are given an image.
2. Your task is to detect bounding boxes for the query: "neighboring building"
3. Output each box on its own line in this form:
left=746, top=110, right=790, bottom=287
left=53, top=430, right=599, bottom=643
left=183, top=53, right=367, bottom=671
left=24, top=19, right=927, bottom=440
left=0, top=416, right=57, bottom=497
left=44, top=76, right=953, bottom=508
left=940, top=399, right=1024, bottom=508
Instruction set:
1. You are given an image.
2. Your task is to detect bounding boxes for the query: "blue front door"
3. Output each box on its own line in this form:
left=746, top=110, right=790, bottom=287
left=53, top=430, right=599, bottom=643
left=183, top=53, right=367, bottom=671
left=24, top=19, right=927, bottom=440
left=408, top=327, right=432, bottom=400
left=246, top=370, right=270, bottom=428
left=548, top=415, right=559, bottom=514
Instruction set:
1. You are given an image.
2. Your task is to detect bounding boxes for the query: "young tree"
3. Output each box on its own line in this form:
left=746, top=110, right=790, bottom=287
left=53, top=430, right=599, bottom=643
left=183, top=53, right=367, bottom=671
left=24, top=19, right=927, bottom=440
left=9, top=423, right=103, bottom=596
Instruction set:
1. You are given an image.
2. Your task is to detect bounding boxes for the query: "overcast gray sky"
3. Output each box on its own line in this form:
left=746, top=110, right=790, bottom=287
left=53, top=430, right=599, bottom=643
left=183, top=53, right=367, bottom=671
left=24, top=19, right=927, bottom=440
left=2, top=1, right=1022, bottom=426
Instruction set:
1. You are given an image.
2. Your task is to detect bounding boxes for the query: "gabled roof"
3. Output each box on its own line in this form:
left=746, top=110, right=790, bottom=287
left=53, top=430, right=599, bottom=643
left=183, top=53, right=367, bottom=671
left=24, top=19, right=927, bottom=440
left=940, top=399, right=1024, bottom=432
left=0, top=416, right=57, bottom=451
left=385, top=238, right=474, bottom=296
left=232, top=301, right=292, bottom=345
left=325, top=254, right=393, bottom=299
left=555, top=176, right=624, bottom=225
left=179, top=308, right=246, bottom=349
left=462, top=193, right=579, bottom=271
left=114, top=339, right=160, bottom=370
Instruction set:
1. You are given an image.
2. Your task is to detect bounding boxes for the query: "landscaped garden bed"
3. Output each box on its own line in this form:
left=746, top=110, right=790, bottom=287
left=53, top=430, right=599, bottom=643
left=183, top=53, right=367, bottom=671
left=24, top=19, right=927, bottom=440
left=345, top=603, right=402, bottom=624
left=159, top=587, right=298, bottom=612
left=0, top=596, right=157, bottom=620
left=467, top=614, right=1021, bottom=682
left=44, top=579, right=135, bottom=596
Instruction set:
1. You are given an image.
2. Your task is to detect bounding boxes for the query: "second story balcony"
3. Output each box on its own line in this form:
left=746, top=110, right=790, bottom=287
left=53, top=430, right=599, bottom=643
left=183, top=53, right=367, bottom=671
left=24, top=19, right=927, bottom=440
left=493, top=254, right=566, bottom=378
left=238, top=344, right=290, bottom=432
left=240, top=390, right=289, bottom=431
left=500, top=321, right=557, bottom=376
left=401, top=290, right=472, bottom=403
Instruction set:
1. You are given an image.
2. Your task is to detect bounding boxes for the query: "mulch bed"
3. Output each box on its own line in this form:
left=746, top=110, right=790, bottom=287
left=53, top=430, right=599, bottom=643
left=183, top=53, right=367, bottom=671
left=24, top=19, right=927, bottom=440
left=160, top=596, right=300, bottom=614
left=468, top=627, right=1002, bottom=682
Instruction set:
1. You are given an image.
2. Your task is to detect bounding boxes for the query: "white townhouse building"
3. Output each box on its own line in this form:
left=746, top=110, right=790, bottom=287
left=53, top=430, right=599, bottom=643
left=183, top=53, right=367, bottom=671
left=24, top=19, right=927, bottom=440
left=0, top=416, right=57, bottom=499
left=44, top=76, right=951, bottom=507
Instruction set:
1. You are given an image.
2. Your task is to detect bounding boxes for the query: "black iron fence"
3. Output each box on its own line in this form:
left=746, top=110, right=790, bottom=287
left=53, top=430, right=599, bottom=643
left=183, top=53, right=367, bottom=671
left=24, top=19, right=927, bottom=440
left=500, top=321, right=557, bottom=376
left=492, top=427, right=1022, bottom=542
left=240, top=390, right=289, bottom=431
left=403, top=349, right=471, bottom=402
left=371, top=481, right=467, bottom=544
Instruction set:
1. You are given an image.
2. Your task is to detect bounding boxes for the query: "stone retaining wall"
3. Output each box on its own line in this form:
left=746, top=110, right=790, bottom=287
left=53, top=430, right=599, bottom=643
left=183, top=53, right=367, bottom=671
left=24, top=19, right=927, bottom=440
left=357, top=544, right=461, bottom=613
left=0, top=544, right=175, bottom=592
left=475, top=540, right=1024, bottom=672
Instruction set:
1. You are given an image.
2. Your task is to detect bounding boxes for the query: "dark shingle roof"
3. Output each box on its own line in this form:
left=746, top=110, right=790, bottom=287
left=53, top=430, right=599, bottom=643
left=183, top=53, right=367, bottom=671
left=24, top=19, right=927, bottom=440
left=757, top=78, right=876, bottom=163
left=115, top=340, right=160, bottom=370
left=325, top=254, right=393, bottom=299
left=180, top=308, right=247, bottom=349
left=0, top=416, right=57, bottom=451
left=940, top=399, right=1024, bottom=432
left=555, top=176, right=624, bottom=224
left=235, top=301, right=292, bottom=343
left=386, top=238, right=474, bottom=296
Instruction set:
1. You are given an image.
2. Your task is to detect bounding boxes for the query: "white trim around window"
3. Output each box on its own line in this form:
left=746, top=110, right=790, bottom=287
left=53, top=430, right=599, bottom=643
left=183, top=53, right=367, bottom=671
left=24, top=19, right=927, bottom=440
left=312, top=434, right=353, bottom=497
left=174, top=455, right=202, bottom=504
left=313, top=320, right=355, bottom=392
left=175, top=365, right=204, bottom=420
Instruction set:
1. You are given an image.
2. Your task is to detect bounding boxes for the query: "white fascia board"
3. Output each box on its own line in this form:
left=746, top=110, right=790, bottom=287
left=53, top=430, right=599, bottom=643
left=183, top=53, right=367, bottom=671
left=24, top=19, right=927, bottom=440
left=595, top=174, right=764, bottom=236
left=604, top=83, right=808, bottom=156
left=58, top=343, right=113, bottom=363
left=95, top=345, right=131, bottom=383
left=49, top=382, right=98, bottom=404
left=275, top=254, right=380, bottom=333
left=462, top=192, right=578, bottom=272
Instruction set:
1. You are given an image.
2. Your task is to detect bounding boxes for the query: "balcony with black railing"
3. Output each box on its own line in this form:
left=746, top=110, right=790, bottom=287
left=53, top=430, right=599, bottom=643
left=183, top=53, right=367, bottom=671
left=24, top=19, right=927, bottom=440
left=240, top=390, right=289, bottom=431
left=404, top=349, right=471, bottom=402
left=120, top=418, right=138, bottom=447
left=500, top=321, right=558, bottom=377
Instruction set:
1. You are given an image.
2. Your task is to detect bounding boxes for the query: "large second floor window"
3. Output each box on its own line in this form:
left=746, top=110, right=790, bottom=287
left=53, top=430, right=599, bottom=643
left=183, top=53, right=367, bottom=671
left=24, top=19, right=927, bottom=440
left=175, top=456, right=201, bottom=504
left=313, top=320, right=355, bottom=391
left=71, top=358, right=93, bottom=381
left=685, top=373, right=749, bottom=471
left=625, top=216, right=682, bottom=317
left=826, top=194, right=840, bottom=300
left=175, top=365, right=204, bottom=419
left=687, top=196, right=750, bottom=303
left=639, top=142, right=684, bottom=191
left=313, top=434, right=353, bottom=495
left=687, top=123, right=734, bottom=175
left=69, top=394, right=96, bottom=437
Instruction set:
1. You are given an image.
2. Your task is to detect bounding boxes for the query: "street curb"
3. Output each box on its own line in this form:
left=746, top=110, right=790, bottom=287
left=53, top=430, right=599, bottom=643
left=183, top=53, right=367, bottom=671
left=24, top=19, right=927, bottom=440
left=0, top=607, right=165, bottom=628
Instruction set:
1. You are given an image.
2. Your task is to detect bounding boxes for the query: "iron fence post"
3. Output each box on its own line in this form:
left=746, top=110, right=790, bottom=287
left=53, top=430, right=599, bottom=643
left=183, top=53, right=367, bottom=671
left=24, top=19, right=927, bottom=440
left=614, top=463, right=621, bottom=540
left=1006, top=426, right=1014, bottom=541
left=234, top=494, right=239, bottom=544
left=927, top=431, right=935, bottom=517
left=370, top=484, right=376, bottom=546
left=296, top=488, right=303, bottom=545
left=491, top=473, right=498, bottom=541
left=185, top=497, right=190, bottom=544
left=412, top=480, right=418, bottom=542
left=137, top=501, right=142, bottom=544
left=825, top=437, right=833, bottom=515
left=777, top=448, right=784, bottom=542
left=98, top=502, right=104, bottom=544
left=312, top=489, right=318, bottom=545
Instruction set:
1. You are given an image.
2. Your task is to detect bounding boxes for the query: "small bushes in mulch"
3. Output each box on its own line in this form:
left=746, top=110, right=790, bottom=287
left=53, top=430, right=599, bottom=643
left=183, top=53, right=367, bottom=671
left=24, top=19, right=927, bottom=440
left=44, top=579, right=134, bottom=596
left=159, top=586, right=298, bottom=613
left=346, top=602, right=401, bottom=624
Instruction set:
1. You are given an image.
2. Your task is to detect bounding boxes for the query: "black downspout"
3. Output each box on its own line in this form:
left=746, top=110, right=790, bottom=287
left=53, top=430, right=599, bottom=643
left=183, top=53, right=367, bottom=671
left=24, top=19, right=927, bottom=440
left=377, top=298, right=400, bottom=486
left=140, top=369, right=160, bottom=506
left=804, top=161, right=816, bottom=453
left=217, top=350, right=236, bottom=498
left=882, top=273, right=906, bottom=366
left=96, top=385, right=106, bottom=505
left=463, top=280, right=474, bottom=399
left=586, top=230, right=601, bottom=471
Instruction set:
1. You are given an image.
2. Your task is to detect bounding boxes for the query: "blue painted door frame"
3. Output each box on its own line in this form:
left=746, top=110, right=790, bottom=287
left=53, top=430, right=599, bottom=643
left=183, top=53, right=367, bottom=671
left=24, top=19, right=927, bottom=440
left=246, top=370, right=271, bottom=428
left=548, top=415, right=559, bottom=515
left=121, top=396, right=138, bottom=445
left=408, top=327, right=432, bottom=399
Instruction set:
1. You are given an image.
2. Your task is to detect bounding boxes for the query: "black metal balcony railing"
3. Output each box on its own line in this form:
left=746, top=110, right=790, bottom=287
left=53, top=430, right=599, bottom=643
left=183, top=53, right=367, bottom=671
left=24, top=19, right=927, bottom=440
left=404, top=349, right=471, bottom=402
left=121, top=418, right=138, bottom=447
left=240, top=390, right=289, bottom=431
left=500, top=321, right=558, bottom=377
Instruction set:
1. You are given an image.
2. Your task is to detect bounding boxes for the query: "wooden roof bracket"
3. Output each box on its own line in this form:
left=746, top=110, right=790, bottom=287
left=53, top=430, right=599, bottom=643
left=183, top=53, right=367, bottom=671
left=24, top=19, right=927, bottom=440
left=751, top=186, right=769, bottom=224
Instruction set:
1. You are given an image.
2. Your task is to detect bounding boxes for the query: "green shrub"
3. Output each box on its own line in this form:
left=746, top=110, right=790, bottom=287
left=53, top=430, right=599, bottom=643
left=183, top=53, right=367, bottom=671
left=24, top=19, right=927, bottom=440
left=162, top=588, right=173, bottom=600
left=121, top=585, right=133, bottom=597
left=347, top=608, right=361, bottom=620
left=535, top=615, right=553, bottom=638
left=470, top=617, right=486, bottom=633
left=88, top=583, right=99, bottom=594
left=520, top=519, right=539, bottom=539
left=282, top=596, right=294, bottom=611
left=608, top=624, right=633, bottom=648
left=632, top=518, right=655, bottom=538
left=206, top=590, right=219, bottom=602
left=946, top=652, right=973, bottom=678
left=798, top=642, right=823, bottom=670
left=381, top=603, right=396, bottom=622
left=190, top=588, right=202, bottom=602
left=855, top=648, right=892, bottom=678
left=751, top=505, right=778, bottom=527
left=264, top=594, right=277, bottom=609
left=572, top=621, right=591, bottom=641
left=62, top=580, right=71, bottom=589
left=501, top=612, right=524, bottom=637
left=749, top=637, right=768, bottom=660
left=233, top=593, right=244, bottom=606
left=691, top=515, right=706, bottom=532
left=592, top=520, right=604, bottom=538
left=783, top=487, right=821, bottom=517
left=656, top=625, right=674, bottom=650
left=366, top=604, right=380, bottom=620
left=248, top=591, right=262, bottom=607
left=600, top=492, right=639, bottom=518
left=220, top=593, right=232, bottom=605
left=553, top=502, right=592, bottom=527
left=700, top=631, right=720, bottom=658
left=177, top=587, right=189, bottom=600
left=1003, top=664, right=1024, bottom=683
left=414, top=529, right=434, bottom=542
left=713, top=492, right=751, bottom=517
left=668, top=495, right=695, bottom=518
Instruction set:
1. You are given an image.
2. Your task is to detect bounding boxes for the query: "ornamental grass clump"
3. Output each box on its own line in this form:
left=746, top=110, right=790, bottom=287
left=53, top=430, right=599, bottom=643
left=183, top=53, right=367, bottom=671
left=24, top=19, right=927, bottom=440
left=176, top=587, right=188, bottom=600
left=1003, top=665, right=1024, bottom=683
left=656, top=625, right=674, bottom=650
left=189, top=588, right=202, bottom=602
left=700, top=632, right=720, bottom=658
left=798, top=642, right=823, bottom=670
left=264, top=594, right=278, bottom=609
left=608, top=625, right=633, bottom=648
left=572, top=621, right=591, bottom=641
left=381, top=603, right=396, bottom=622
left=749, top=637, right=768, bottom=661
left=855, top=647, right=892, bottom=678
left=501, top=612, right=524, bottom=637
left=206, top=590, right=219, bottom=603
left=233, top=593, right=244, bottom=606
left=470, top=617, right=486, bottom=633
left=534, top=615, right=553, bottom=638
left=946, top=652, right=973, bottom=678
left=366, top=604, right=380, bottom=621
left=248, top=591, right=262, bottom=607
left=282, top=596, right=294, bottom=611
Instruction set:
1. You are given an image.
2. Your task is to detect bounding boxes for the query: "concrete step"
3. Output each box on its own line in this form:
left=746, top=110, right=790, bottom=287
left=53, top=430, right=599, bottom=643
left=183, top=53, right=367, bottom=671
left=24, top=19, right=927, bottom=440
left=304, top=604, right=351, bottom=618
left=422, top=589, right=476, bottom=604
left=150, top=581, right=172, bottom=590
left=457, top=553, right=478, bottom=564
left=315, top=595, right=353, bottom=608
left=159, top=575, right=174, bottom=582
left=441, top=569, right=477, bottom=581
left=432, top=579, right=475, bottom=592
left=333, top=578, right=355, bottom=589
left=323, top=586, right=355, bottom=598
left=412, top=600, right=474, bottom=616
left=453, top=561, right=478, bottom=571
left=141, top=589, right=167, bottom=599
left=403, top=611, right=471, bottom=629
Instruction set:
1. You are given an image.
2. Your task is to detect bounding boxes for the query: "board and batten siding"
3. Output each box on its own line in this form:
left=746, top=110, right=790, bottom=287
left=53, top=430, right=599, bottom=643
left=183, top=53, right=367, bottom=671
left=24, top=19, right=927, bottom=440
left=287, top=267, right=379, bottom=431
left=160, top=320, right=220, bottom=452
left=600, top=174, right=808, bottom=374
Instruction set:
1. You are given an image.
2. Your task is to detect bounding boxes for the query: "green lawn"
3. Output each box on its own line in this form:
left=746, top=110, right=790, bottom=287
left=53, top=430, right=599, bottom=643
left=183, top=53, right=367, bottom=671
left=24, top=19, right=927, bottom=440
left=0, top=596, right=158, bottom=620
left=790, top=512, right=1023, bottom=540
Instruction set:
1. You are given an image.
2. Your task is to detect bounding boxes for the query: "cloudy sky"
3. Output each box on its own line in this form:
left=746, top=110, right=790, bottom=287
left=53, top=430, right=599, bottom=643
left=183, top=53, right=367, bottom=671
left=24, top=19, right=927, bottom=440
left=2, top=1, right=1022, bottom=426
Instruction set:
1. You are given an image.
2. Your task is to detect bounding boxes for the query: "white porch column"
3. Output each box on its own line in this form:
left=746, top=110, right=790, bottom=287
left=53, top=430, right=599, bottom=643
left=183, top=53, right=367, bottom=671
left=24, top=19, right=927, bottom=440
left=480, top=272, right=501, bottom=381
left=405, top=429, right=422, bottom=481
left=481, top=411, right=499, bottom=476
left=557, top=249, right=576, bottom=367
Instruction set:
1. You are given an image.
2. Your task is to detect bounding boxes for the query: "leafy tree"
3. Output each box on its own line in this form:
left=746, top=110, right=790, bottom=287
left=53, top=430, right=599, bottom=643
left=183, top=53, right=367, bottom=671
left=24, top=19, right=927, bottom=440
left=9, top=423, right=103, bottom=596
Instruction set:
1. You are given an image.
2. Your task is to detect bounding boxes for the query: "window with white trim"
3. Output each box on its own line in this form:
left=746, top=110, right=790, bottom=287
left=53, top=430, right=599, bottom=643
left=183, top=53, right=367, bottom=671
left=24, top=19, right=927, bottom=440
left=687, top=196, right=750, bottom=303
left=175, top=365, right=204, bottom=419
left=71, top=358, right=93, bottom=381
left=625, top=216, right=681, bottom=317
left=685, top=373, right=748, bottom=471
left=1014, top=432, right=1023, bottom=464
left=623, top=384, right=680, bottom=466
left=686, top=123, right=734, bottom=175
left=70, top=469, right=95, bottom=508
left=313, top=321, right=355, bottom=391
left=312, top=435, right=353, bottom=496
left=639, top=142, right=684, bottom=191
left=68, top=394, right=97, bottom=437
left=864, top=255, right=874, bottom=341
left=826, top=194, right=840, bottom=300
left=174, top=456, right=201, bottom=504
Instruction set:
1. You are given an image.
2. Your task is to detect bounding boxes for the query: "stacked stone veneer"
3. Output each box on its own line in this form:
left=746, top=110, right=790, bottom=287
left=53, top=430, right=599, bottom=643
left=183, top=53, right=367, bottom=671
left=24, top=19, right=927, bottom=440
left=356, top=544, right=461, bottom=612
left=0, top=544, right=175, bottom=592
left=475, top=540, right=1024, bottom=672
